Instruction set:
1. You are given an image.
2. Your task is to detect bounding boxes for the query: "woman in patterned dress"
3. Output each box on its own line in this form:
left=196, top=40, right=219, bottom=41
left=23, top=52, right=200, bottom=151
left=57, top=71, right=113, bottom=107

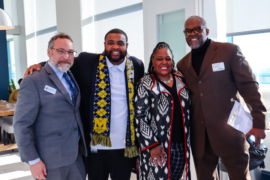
left=134, top=42, right=191, bottom=180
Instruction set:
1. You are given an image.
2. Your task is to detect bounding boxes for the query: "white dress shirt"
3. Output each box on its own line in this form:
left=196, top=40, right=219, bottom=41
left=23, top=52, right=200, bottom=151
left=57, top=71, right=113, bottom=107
left=91, top=57, right=128, bottom=150
left=29, top=61, right=75, bottom=165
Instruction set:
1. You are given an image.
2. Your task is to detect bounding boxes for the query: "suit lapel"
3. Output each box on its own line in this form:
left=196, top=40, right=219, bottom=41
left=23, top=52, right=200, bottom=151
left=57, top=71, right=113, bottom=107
left=199, top=40, right=217, bottom=77
left=44, top=63, right=74, bottom=106
left=186, top=53, right=198, bottom=79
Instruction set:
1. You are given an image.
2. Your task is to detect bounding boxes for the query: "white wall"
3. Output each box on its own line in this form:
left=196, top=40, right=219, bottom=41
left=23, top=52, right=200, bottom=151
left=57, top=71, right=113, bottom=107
left=56, top=0, right=83, bottom=55
left=87, top=0, right=141, bottom=15
left=80, top=0, right=144, bottom=61
left=203, top=0, right=217, bottom=41
left=143, top=0, right=200, bottom=70
left=23, top=0, right=57, bottom=65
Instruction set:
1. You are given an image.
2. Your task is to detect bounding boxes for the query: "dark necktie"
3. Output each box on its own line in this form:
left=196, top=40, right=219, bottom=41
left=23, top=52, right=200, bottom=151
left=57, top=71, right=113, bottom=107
left=63, top=72, right=80, bottom=140
left=63, top=72, right=77, bottom=106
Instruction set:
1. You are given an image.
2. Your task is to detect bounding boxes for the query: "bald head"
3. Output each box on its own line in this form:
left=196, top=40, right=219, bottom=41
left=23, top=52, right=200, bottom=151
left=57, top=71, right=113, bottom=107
left=185, top=16, right=207, bottom=28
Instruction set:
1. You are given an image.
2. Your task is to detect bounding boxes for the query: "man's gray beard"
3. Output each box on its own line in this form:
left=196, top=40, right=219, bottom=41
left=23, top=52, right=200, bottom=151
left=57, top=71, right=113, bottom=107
left=189, top=38, right=208, bottom=49
left=49, top=59, right=73, bottom=72
left=189, top=42, right=203, bottom=49
left=56, top=63, right=72, bottom=72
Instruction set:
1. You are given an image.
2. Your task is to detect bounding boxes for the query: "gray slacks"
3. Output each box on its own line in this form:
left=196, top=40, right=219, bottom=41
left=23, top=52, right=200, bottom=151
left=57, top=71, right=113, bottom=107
left=35, top=153, right=86, bottom=180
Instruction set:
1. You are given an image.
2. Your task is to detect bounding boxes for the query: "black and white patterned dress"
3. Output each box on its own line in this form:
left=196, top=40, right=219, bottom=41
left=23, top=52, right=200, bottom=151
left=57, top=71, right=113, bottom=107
left=134, top=72, right=191, bottom=180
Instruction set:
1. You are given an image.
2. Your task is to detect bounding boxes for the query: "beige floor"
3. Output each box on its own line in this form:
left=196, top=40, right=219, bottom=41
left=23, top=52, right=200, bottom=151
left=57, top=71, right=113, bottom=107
left=0, top=149, right=137, bottom=180
left=0, top=150, right=32, bottom=180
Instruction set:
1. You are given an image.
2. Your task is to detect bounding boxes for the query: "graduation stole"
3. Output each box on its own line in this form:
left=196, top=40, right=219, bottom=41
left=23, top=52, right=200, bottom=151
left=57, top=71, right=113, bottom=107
left=91, top=53, right=138, bottom=158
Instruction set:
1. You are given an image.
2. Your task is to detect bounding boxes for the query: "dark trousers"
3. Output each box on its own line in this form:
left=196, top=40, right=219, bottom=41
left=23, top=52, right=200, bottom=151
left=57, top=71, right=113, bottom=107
left=88, top=149, right=135, bottom=180
left=193, top=132, right=250, bottom=180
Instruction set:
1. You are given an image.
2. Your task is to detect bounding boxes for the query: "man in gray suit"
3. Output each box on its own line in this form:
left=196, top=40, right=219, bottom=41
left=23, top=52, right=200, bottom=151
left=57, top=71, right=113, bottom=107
left=13, top=33, right=87, bottom=180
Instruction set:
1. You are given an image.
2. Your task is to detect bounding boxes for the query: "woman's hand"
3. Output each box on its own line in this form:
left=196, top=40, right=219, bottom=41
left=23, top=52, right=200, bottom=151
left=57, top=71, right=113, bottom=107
left=150, top=145, right=167, bottom=167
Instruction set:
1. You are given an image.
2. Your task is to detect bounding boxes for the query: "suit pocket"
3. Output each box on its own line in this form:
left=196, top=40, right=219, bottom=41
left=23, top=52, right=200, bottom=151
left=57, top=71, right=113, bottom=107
left=35, top=133, right=63, bottom=153
left=212, top=70, right=235, bottom=90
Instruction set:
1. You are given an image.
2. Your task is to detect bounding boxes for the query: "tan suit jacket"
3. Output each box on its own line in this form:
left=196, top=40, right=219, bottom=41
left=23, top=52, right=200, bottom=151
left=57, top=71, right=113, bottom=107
left=177, top=40, right=269, bottom=158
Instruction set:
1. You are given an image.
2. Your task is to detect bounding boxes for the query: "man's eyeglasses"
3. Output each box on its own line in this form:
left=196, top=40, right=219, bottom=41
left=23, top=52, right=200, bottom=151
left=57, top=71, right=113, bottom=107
left=183, top=26, right=206, bottom=36
left=50, top=48, right=77, bottom=56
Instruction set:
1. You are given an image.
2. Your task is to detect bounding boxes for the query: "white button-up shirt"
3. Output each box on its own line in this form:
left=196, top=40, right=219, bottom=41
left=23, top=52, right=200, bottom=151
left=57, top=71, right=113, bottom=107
left=91, top=57, right=128, bottom=150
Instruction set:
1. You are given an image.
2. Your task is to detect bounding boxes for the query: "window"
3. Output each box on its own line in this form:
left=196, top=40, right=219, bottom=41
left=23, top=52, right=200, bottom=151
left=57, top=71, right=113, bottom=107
left=7, top=39, right=16, bottom=87
left=230, top=32, right=270, bottom=123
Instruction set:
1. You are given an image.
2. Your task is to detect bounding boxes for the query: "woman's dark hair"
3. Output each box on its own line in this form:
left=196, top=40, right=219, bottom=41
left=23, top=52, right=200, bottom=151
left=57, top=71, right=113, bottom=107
left=147, top=42, right=176, bottom=73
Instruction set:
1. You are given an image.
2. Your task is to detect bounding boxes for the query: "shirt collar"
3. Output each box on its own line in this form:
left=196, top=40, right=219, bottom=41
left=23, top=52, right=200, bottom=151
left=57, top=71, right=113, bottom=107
left=106, top=56, right=127, bottom=72
left=48, top=61, right=64, bottom=80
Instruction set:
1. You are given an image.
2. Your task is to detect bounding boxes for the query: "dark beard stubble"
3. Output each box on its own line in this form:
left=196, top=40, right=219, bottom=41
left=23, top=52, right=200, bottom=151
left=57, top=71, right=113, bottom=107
left=105, top=49, right=127, bottom=63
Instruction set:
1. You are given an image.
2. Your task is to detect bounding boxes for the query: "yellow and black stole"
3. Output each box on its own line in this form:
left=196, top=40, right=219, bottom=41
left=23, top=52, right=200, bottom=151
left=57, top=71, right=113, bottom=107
left=90, top=53, right=138, bottom=158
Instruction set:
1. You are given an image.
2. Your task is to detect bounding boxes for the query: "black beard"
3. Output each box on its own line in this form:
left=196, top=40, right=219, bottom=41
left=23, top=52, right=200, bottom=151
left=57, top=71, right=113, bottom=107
left=105, top=50, right=126, bottom=63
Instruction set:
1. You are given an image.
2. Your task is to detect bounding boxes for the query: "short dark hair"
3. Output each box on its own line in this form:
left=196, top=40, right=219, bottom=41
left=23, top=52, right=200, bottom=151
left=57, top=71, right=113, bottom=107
left=147, top=42, right=176, bottom=73
left=48, top=32, right=73, bottom=49
left=104, top=28, right=128, bottom=42
left=18, top=78, right=23, bottom=85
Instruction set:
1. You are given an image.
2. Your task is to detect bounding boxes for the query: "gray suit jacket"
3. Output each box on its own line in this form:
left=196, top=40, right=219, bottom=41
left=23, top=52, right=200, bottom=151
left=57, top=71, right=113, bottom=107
left=13, top=62, right=87, bottom=169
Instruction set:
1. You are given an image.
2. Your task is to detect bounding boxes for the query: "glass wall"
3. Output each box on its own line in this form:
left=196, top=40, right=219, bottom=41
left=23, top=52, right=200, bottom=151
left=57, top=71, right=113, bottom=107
left=157, top=9, right=186, bottom=64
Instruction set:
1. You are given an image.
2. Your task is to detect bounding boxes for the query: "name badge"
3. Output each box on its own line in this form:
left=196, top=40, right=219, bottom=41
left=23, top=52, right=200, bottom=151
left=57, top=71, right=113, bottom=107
left=212, top=62, right=225, bottom=72
left=44, top=85, right=57, bottom=94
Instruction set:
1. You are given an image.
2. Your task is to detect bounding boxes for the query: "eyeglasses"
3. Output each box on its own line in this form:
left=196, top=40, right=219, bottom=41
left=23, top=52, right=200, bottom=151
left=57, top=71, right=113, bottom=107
left=50, top=48, right=77, bottom=56
left=183, top=26, right=206, bottom=36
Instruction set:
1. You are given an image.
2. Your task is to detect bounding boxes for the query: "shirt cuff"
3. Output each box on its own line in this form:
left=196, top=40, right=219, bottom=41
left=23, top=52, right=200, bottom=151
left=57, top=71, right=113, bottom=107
left=29, top=158, right=41, bottom=165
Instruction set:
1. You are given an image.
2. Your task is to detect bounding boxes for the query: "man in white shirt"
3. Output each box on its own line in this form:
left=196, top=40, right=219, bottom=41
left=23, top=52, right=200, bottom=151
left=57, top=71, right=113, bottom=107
left=86, top=29, right=144, bottom=180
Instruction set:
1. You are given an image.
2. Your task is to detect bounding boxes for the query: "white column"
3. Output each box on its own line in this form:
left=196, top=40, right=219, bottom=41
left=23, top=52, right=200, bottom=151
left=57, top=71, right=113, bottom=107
left=215, top=0, right=227, bottom=42
left=55, top=0, right=83, bottom=54
left=195, top=0, right=204, bottom=17
left=5, top=0, right=28, bottom=85
left=203, top=0, right=218, bottom=41
left=13, top=0, right=28, bottom=82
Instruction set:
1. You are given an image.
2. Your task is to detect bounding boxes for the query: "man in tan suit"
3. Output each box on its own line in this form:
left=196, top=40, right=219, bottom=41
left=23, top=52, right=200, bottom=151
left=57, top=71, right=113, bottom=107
left=177, top=16, right=269, bottom=180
